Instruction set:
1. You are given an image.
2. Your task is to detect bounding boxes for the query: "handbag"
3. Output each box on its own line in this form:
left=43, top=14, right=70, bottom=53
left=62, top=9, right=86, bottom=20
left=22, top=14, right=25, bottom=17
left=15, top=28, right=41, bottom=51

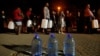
left=92, top=19, right=99, bottom=28
left=8, top=20, right=15, bottom=29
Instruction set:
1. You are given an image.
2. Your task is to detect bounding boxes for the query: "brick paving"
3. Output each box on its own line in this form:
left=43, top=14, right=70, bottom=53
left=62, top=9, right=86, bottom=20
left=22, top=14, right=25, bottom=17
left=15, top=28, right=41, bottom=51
left=74, top=34, right=100, bottom=56
left=0, top=33, right=100, bottom=56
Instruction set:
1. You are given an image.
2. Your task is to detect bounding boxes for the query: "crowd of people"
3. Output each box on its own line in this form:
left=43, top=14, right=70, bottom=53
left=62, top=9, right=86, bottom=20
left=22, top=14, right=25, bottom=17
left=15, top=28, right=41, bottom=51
left=0, top=3, right=100, bottom=35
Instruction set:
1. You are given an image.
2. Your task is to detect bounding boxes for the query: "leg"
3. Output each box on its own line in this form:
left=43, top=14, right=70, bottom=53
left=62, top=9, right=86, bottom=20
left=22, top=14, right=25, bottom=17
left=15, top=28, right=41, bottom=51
left=18, top=26, right=21, bottom=35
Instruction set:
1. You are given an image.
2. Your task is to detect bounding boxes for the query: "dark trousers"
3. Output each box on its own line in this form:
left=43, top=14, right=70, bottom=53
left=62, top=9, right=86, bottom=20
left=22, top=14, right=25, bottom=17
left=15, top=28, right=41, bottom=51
left=27, top=27, right=32, bottom=33
left=84, top=16, right=93, bottom=33
left=77, top=17, right=84, bottom=33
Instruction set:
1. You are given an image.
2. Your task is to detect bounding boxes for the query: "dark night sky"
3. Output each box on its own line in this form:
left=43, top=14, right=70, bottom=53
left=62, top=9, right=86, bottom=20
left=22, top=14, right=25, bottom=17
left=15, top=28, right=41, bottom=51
left=0, top=0, right=50, bottom=15
left=0, top=0, right=100, bottom=15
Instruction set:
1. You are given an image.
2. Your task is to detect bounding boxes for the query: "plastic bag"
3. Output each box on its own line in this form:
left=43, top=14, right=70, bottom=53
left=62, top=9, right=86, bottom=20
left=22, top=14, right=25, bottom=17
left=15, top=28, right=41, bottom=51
left=92, top=19, right=99, bottom=28
left=41, top=19, right=48, bottom=29
left=8, top=21, right=15, bottom=29
left=47, top=20, right=53, bottom=28
left=27, top=19, right=32, bottom=27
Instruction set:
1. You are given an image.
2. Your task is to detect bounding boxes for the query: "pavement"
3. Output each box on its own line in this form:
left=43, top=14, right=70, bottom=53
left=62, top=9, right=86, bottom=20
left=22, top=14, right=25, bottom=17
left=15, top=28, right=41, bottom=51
left=0, top=33, right=100, bottom=56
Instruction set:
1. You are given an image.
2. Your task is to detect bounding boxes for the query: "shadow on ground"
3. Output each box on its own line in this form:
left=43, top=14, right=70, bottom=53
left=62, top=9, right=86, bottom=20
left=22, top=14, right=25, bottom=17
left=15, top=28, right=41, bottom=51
left=2, top=45, right=32, bottom=55
left=2, top=44, right=64, bottom=56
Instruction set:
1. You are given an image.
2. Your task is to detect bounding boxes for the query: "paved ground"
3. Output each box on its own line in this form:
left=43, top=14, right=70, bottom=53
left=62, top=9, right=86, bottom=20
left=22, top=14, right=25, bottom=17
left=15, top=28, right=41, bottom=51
left=0, top=33, right=100, bottom=56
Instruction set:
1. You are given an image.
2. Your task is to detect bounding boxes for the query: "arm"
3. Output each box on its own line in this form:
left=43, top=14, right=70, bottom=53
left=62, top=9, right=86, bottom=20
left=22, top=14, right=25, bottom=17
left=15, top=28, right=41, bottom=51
left=88, top=9, right=95, bottom=18
left=43, top=7, right=47, bottom=19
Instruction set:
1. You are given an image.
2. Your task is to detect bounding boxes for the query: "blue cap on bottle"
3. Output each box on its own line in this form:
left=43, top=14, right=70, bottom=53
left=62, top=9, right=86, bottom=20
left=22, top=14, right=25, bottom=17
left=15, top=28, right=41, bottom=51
left=67, top=33, right=72, bottom=39
left=34, top=33, right=39, bottom=39
left=50, top=33, right=55, bottom=38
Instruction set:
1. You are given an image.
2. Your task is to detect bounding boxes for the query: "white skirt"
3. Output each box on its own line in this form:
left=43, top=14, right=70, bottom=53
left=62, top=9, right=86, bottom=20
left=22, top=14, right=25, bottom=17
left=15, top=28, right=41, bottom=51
left=15, top=21, right=22, bottom=26
left=61, top=18, right=66, bottom=27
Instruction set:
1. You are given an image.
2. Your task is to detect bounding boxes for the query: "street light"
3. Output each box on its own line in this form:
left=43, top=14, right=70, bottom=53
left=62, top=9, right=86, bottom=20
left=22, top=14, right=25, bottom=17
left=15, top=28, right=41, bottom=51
left=57, top=6, right=61, bottom=12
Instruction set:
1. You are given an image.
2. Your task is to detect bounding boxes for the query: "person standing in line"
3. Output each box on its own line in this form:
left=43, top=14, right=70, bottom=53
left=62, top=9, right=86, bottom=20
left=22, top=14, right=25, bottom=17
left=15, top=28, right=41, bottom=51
left=97, top=8, right=100, bottom=27
left=84, top=4, right=95, bottom=33
left=43, top=2, right=51, bottom=34
left=59, top=11, right=66, bottom=34
left=76, top=11, right=81, bottom=33
left=77, top=10, right=85, bottom=33
left=13, top=7, right=24, bottom=35
left=65, top=10, right=72, bottom=33
left=23, top=8, right=33, bottom=33
left=56, top=11, right=60, bottom=33
left=97, top=8, right=100, bottom=23
left=51, top=11, right=57, bottom=32
left=0, top=10, right=7, bottom=33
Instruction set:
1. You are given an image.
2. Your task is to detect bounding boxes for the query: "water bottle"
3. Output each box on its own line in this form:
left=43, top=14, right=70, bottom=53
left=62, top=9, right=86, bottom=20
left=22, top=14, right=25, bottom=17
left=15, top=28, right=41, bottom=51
left=31, top=34, right=42, bottom=56
left=63, top=33, right=75, bottom=56
left=48, top=33, right=58, bottom=56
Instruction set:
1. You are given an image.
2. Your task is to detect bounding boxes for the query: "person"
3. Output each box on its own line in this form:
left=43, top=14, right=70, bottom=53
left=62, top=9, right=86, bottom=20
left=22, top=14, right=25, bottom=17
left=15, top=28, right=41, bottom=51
left=76, top=11, right=81, bottom=33
left=13, top=7, right=24, bottom=35
left=84, top=4, right=95, bottom=33
left=35, top=15, right=41, bottom=32
left=51, top=11, right=57, bottom=32
left=0, top=10, right=7, bottom=33
left=42, top=2, right=51, bottom=34
left=23, top=8, right=33, bottom=33
left=56, top=10, right=60, bottom=33
left=97, top=8, right=100, bottom=30
left=97, top=8, right=100, bottom=22
left=65, top=10, right=72, bottom=33
left=32, top=15, right=38, bottom=33
left=58, top=11, right=66, bottom=34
